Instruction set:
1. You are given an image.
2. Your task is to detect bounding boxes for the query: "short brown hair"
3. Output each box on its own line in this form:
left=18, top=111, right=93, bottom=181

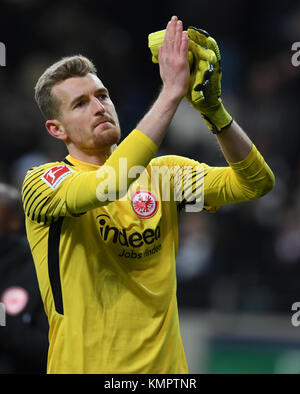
left=34, top=55, right=97, bottom=120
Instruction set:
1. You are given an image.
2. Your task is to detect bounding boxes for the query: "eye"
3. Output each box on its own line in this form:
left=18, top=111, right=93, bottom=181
left=97, top=93, right=109, bottom=100
left=75, top=100, right=86, bottom=108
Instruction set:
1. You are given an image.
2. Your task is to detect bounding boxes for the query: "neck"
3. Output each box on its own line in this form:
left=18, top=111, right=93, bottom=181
left=66, top=144, right=116, bottom=166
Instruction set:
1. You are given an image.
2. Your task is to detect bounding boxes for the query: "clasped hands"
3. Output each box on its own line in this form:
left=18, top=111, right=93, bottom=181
left=148, top=16, right=232, bottom=134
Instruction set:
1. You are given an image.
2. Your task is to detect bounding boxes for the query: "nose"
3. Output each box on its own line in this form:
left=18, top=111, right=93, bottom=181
left=91, top=96, right=105, bottom=115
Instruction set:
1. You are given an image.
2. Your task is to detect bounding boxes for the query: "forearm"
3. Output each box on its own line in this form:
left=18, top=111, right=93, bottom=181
left=137, top=87, right=181, bottom=146
left=215, top=120, right=253, bottom=163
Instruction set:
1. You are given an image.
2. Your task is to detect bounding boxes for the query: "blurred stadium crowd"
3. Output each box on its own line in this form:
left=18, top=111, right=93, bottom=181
left=0, top=0, right=300, bottom=373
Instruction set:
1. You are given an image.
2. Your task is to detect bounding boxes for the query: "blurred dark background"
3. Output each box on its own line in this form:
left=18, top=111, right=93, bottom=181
left=0, top=0, right=300, bottom=373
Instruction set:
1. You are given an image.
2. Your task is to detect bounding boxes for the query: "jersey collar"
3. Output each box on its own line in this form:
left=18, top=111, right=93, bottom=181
left=64, top=155, right=100, bottom=171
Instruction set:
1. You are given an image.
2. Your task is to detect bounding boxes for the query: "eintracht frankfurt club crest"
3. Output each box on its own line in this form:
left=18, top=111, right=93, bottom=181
left=131, top=190, right=158, bottom=219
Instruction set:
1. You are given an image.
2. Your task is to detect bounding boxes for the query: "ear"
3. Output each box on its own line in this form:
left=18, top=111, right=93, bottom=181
left=45, top=119, right=68, bottom=141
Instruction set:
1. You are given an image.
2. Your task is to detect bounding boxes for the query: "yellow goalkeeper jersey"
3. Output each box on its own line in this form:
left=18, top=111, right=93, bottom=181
left=22, top=129, right=274, bottom=374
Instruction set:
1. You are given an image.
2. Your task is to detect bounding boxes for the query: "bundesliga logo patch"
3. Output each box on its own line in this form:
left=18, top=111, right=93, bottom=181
left=131, top=190, right=158, bottom=219
left=41, top=165, right=73, bottom=190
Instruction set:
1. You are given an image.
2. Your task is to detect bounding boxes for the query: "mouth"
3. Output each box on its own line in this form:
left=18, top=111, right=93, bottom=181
left=93, top=118, right=115, bottom=129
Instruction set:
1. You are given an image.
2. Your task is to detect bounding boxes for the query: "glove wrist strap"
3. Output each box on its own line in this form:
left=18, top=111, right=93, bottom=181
left=200, top=102, right=233, bottom=134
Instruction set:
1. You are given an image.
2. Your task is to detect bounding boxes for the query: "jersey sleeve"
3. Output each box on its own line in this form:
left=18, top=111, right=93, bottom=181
left=203, top=144, right=275, bottom=209
left=22, top=129, right=158, bottom=224
left=22, top=163, right=81, bottom=224
left=150, top=143, right=274, bottom=213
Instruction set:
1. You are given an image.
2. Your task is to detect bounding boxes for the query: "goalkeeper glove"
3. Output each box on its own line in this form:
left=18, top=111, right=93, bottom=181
left=148, top=29, right=217, bottom=102
left=186, top=27, right=233, bottom=133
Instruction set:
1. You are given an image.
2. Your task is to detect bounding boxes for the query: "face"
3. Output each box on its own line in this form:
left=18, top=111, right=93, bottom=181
left=49, top=73, right=121, bottom=153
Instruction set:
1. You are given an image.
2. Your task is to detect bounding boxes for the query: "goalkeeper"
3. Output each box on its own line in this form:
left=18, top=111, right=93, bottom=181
left=22, top=15, right=274, bottom=374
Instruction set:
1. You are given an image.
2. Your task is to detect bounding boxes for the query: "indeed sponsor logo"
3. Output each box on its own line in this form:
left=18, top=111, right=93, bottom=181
left=97, top=214, right=161, bottom=248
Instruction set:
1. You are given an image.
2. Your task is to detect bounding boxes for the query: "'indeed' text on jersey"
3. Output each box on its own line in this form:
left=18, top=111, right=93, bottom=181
left=97, top=213, right=161, bottom=248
